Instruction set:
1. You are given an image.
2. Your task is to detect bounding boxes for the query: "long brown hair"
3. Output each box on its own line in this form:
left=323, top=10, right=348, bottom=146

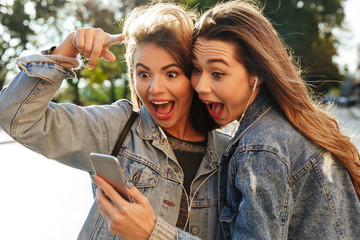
left=122, top=2, right=218, bottom=132
left=194, top=0, right=360, bottom=198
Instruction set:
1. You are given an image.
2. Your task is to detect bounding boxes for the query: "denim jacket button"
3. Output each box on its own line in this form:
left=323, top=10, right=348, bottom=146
left=191, top=226, right=199, bottom=235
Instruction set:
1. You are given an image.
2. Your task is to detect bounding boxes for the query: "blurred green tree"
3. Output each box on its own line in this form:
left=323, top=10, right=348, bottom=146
left=0, top=0, right=149, bottom=104
left=181, top=0, right=346, bottom=96
left=0, top=0, right=348, bottom=102
left=260, top=0, right=346, bottom=95
left=0, top=0, right=67, bottom=90
left=52, top=0, right=153, bottom=105
left=60, top=0, right=128, bottom=105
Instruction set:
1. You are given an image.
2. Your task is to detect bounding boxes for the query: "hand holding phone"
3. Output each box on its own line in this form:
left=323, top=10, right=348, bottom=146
left=89, top=153, right=131, bottom=202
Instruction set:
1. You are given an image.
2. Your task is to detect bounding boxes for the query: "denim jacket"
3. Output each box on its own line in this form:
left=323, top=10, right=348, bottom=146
left=0, top=54, right=230, bottom=240
left=218, top=89, right=360, bottom=239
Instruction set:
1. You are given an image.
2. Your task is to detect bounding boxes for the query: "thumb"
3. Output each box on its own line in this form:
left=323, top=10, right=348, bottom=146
left=126, top=182, right=147, bottom=204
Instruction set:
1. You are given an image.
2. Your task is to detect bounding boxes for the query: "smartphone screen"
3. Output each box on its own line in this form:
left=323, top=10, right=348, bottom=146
left=89, top=153, right=131, bottom=202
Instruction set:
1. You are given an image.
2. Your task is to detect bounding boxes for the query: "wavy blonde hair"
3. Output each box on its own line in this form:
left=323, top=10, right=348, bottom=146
left=121, top=2, right=218, bottom=132
left=194, top=0, right=360, bottom=198
left=122, top=2, right=195, bottom=109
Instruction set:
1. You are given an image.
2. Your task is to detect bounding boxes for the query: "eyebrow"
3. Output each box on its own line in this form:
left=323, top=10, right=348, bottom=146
left=135, top=63, right=150, bottom=70
left=207, top=58, right=230, bottom=67
left=191, top=56, right=230, bottom=67
left=161, top=63, right=181, bottom=70
left=135, top=63, right=181, bottom=70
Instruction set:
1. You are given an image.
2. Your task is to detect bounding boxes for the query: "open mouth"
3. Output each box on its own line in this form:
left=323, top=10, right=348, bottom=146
left=202, top=100, right=224, bottom=119
left=150, top=100, right=175, bottom=120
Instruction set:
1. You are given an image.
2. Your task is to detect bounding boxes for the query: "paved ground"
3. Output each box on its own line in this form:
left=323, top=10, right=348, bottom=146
left=0, top=133, right=93, bottom=239
left=0, top=105, right=359, bottom=240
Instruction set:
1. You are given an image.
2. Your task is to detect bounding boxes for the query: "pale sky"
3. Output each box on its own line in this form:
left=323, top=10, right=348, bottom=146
left=333, top=0, right=360, bottom=74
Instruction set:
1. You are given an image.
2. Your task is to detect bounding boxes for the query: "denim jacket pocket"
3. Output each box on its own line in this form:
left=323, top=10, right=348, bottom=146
left=124, top=160, right=161, bottom=198
left=121, top=154, right=161, bottom=193
left=125, top=160, right=160, bottom=185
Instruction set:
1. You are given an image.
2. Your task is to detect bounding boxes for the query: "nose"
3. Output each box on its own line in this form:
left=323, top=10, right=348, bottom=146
left=149, top=74, right=165, bottom=94
left=192, top=74, right=212, bottom=94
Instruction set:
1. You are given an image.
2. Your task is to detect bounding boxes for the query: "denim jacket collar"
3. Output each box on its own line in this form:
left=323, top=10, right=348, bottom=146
left=137, top=105, right=163, bottom=141
left=136, top=105, right=178, bottom=163
left=227, top=89, right=273, bottom=152
left=136, top=105, right=220, bottom=173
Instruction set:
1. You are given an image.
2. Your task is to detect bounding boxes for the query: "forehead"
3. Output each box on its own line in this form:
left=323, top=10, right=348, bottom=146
left=193, top=38, right=237, bottom=61
left=134, top=43, right=175, bottom=63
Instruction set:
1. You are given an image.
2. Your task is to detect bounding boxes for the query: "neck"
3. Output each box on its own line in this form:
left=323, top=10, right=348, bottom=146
left=164, top=121, right=206, bottom=142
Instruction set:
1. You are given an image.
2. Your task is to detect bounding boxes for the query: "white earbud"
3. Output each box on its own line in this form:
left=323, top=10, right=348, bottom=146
left=238, top=76, right=259, bottom=125
left=252, top=76, right=258, bottom=93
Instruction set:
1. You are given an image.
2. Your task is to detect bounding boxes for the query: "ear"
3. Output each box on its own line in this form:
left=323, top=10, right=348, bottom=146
left=250, top=76, right=263, bottom=87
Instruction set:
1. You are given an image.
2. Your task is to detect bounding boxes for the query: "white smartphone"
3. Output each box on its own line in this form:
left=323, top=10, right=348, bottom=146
left=89, top=153, right=131, bottom=202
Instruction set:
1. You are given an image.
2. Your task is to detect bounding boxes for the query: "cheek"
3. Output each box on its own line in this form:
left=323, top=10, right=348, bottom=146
left=217, top=78, right=250, bottom=104
left=190, top=74, right=199, bottom=89
left=134, top=80, right=147, bottom=103
left=177, top=82, right=194, bottom=103
left=180, top=80, right=192, bottom=91
left=226, top=85, right=252, bottom=115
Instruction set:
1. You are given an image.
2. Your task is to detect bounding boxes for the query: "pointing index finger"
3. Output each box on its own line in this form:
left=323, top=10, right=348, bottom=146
left=105, top=33, right=125, bottom=46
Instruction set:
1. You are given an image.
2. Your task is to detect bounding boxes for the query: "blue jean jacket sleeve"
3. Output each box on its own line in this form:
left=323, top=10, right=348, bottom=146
left=1, top=55, right=219, bottom=239
left=0, top=54, right=134, bottom=172
left=230, top=150, right=290, bottom=239
left=149, top=217, right=201, bottom=240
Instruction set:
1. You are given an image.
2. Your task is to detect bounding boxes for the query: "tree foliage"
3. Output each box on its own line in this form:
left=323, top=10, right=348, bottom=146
left=0, top=0, right=67, bottom=90
left=47, top=0, right=153, bottom=104
left=181, top=0, right=346, bottom=95
left=0, top=0, right=347, bottom=103
left=260, top=0, right=345, bottom=95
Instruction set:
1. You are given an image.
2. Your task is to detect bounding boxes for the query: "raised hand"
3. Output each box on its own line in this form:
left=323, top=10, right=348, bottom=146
left=52, top=27, right=125, bottom=69
left=94, top=176, right=157, bottom=240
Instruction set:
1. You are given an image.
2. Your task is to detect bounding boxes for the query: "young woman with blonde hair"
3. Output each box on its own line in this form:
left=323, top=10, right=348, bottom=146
left=0, top=2, right=229, bottom=239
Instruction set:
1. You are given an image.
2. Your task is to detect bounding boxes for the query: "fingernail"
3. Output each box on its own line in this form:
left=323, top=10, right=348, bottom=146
left=126, top=182, right=133, bottom=189
left=88, top=64, right=94, bottom=70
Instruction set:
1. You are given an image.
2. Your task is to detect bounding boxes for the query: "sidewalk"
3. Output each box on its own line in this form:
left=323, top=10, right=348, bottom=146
left=0, top=130, right=93, bottom=240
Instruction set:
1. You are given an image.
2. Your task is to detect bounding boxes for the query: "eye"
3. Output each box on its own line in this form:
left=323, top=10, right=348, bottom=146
left=212, top=71, right=224, bottom=79
left=166, top=71, right=178, bottom=78
left=137, top=72, right=149, bottom=79
left=192, top=67, right=202, bottom=74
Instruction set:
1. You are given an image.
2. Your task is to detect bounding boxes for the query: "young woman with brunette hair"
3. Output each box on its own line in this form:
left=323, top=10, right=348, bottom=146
left=191, top=0, right=360, bottom=239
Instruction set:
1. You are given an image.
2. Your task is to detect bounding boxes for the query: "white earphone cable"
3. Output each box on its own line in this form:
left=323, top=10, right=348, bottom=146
left=159, top=126, right=216, bottom=231
left=238, top=76, right=258, bottom=124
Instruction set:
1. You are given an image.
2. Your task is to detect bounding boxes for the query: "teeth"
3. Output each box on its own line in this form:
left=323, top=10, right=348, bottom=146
left=151, top=101, right=170, bottom=105
left=205, top=102, right=213, bottom=108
